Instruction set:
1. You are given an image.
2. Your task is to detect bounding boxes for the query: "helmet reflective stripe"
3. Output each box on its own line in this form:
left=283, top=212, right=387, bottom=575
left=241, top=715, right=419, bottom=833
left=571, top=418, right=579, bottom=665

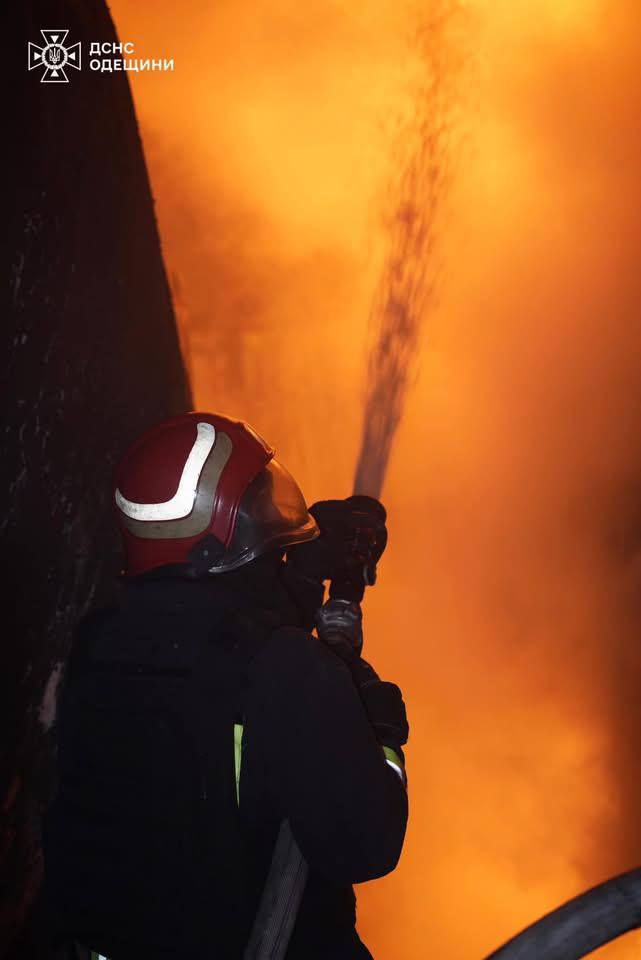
left=118, top=431, right=233, bottom=542
left=115, top=421, right=216, bottom=522
left=383, top=746, right=406, bottom=786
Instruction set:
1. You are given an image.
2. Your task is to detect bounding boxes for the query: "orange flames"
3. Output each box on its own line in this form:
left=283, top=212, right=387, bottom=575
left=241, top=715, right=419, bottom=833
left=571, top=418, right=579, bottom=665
left=110, top=1, right=641, bottom=956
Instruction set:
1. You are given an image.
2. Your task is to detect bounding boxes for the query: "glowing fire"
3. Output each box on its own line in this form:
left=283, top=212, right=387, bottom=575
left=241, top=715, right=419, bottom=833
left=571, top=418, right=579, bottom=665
left=110, top=1, right=641, bottom=956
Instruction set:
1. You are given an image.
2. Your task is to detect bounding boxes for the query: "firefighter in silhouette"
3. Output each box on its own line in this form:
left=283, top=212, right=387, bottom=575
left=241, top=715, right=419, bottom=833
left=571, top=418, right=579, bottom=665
left=42, top=412, right=409, bottom=960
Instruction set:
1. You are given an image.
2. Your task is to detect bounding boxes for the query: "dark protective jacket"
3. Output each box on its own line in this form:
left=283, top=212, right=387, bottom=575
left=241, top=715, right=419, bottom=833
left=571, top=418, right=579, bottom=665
left=42, top=558, right=408, bottom=959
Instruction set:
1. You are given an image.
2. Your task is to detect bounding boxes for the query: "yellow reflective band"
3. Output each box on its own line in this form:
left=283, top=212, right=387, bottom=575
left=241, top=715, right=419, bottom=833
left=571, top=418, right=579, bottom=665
left=382, top=745, right=404, bottom=770
left=234, top=723, right=244, bottom=806
left=382, top=746, right=406, bottom=785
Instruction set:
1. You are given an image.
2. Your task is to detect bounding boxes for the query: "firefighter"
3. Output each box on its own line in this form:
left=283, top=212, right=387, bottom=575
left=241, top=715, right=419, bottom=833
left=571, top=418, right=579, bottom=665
left=41, top=412, right=409, bottom=959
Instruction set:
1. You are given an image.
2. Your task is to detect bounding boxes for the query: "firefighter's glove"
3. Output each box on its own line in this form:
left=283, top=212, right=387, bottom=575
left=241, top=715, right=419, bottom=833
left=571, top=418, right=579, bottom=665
left=287, top=496, right=387, bottom=601
left=359, top=679, right=409, bottom=755
left=315, top=598, right=363, bottom=663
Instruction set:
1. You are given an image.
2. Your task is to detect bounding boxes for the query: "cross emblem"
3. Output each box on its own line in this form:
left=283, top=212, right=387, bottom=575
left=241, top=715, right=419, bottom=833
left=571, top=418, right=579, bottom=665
left=28, top=30, right=81, bottom=83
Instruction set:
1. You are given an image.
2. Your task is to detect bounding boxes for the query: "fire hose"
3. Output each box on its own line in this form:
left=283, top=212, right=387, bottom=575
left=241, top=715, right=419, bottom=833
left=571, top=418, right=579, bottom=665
left=483, top=868, right=641, bottom=960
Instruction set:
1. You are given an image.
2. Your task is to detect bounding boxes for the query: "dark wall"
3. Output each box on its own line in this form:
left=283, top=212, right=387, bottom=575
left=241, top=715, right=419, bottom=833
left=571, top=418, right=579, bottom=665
left=4, top=2, right=192, bottom=953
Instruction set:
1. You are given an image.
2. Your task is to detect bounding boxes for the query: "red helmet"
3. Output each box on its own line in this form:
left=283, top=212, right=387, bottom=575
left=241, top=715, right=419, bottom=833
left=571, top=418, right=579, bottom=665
left=114, top=412, right=319, bottom=577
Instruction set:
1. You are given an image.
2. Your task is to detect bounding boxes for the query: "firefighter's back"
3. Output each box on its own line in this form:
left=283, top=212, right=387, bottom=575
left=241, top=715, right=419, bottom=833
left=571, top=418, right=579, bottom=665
left=43, top=577, right=261, bottom=959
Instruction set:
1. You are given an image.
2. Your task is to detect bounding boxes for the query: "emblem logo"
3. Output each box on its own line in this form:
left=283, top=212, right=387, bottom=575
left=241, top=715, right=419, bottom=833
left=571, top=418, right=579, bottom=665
left=28, top=30, right=81, bottom=83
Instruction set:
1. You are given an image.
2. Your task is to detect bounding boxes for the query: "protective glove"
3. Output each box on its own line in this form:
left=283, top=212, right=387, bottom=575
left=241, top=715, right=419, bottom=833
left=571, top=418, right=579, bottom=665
left=315, top=599, right=409, bottom=757
left=315, top=597, right=363, bottom=662
left=287, top=496, right=388, bottom=602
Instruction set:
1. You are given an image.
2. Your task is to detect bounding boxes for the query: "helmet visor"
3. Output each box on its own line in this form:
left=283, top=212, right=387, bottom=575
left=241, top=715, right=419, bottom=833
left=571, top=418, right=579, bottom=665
left=208, top=458, right=318, bottom=573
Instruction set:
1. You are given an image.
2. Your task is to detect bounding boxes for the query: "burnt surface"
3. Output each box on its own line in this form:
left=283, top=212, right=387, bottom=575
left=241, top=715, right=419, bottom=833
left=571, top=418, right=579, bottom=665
left=4, top=2, right=191, bottom=954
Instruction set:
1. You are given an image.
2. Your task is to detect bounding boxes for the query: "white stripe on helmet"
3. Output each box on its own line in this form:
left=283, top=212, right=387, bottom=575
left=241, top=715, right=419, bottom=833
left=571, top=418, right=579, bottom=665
left=115, top=421, right=216, bottom=522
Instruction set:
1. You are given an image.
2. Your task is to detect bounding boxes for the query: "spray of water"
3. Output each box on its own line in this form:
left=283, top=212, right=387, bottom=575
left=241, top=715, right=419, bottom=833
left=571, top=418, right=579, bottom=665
left=353, top=4, right=461, bottom=498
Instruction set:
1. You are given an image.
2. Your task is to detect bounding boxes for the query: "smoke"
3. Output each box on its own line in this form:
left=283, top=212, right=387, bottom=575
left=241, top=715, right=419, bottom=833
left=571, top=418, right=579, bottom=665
left=110, top=1, right=641, bottom=957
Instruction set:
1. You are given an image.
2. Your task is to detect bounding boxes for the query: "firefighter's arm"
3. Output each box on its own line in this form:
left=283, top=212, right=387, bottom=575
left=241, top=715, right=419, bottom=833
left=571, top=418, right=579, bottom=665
left=245, top=628, right=408, bottom=885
